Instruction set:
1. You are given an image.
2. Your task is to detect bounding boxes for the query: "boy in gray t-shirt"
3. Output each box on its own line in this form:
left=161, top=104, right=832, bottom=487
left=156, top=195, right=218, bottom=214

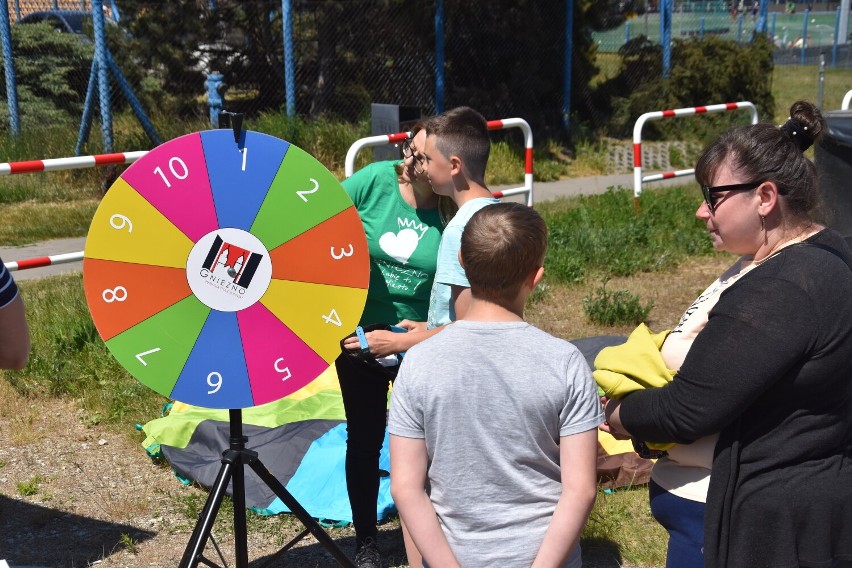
left=388, top=203, right=603, bottom=568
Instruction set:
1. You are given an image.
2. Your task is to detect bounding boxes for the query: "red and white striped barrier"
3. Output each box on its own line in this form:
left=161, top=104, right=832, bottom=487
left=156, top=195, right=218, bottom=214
left=0, top=151, right=147, bottom=175
left=2, top=150, right=150, bottom=272
left=344, top=117, right=535, bottom=206
left=633, top=102, right=758, bottom=199
left=8, top=121, right=535, bottom=273
left=4, top=251, right=84, bottom=272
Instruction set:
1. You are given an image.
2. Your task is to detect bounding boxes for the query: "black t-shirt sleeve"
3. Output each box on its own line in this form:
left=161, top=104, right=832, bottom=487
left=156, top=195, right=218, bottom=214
left=620, top=274, right=817, bottom=444
left=0, top=261, right=19, bottom=309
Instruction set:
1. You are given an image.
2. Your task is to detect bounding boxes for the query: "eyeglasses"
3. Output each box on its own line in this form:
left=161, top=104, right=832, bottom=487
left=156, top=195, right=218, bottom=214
left=701, top=181, right=762, bottom=213
left=401, top=138, right=425, bottom=175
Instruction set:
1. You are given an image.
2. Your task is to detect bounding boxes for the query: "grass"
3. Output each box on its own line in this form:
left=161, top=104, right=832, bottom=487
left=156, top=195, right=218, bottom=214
left=2, top=273, right=163, bottom=427
left=772, top=64, right=852, bottom=123
left=583, top=283, right=655, bottom=326
left=1, top=184, right=712, bottom=431
left=0, top=183, right=725, bottom=566
left=2, top=61, right=849, bottom=245
left=0, top=62, right=809, bottom=565
left=585, top=486, right=668, bottom=565
left=17, top=474, right=45, bottom=497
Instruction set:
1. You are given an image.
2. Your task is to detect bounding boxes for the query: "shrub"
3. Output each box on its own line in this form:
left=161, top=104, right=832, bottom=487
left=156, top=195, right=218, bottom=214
left=593, top=35, right=775, bottom=140
left=583, top=283, right=653, bottom=326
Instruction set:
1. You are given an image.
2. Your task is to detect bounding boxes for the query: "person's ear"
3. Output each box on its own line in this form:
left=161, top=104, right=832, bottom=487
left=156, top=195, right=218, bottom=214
left=528, top=266, right=545, bottom=290
left=533, top=266, right=544, bottom=288
left=533, top=266, right=545, bottom=287
left=756, top=181, right=779, bottom=216
left=449, top=155, right=462, bottom=176
left=457, top=249, right=464, bottom=269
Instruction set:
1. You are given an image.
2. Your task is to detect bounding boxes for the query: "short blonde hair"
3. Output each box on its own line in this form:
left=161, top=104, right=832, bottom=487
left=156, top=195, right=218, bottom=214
left=460, top=202, right=546, bottom=305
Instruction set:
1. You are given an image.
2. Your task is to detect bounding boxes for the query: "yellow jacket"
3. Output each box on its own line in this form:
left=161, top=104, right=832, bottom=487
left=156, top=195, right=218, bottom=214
left=593, top=323, right=675, bottom=451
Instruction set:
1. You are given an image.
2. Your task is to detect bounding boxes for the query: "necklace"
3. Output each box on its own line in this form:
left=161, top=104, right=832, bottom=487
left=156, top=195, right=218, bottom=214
left=754, top=223, right=819, bottom=265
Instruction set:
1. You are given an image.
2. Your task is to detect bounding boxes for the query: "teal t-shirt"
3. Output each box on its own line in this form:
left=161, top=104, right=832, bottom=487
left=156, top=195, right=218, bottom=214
left=343, top=161, right=444, bottom=326
left=427, top=197, right=500, bottom=328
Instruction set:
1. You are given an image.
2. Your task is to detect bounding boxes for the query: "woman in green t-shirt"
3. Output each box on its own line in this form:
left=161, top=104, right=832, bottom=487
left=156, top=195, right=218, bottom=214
left=335, top=119, right=452, bottom=567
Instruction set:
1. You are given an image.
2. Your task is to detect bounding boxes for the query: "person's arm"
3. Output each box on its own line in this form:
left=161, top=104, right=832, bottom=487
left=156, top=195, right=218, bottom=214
left=530, top=428, right=598, bottom=568
left=619, top=275, right=816, bottom=444
left=341, top=326, right=445, bottom=357
left=390, top=434, right=462, bottom=568
left=396, top=319, right=427, bottom=333
left=0, top=263, right=29, bottom=370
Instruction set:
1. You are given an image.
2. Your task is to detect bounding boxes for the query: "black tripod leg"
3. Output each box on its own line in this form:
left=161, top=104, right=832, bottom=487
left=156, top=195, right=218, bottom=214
left=179, top=455, right=237, bottom=568
left=246, top=458, right=357, bottom=568
left=232, top=449, right=249, bottom=567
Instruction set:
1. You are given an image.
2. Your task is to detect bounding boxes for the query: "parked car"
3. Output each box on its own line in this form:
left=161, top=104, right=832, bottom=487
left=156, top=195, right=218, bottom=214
left=16, top=10, right=92, bottom=34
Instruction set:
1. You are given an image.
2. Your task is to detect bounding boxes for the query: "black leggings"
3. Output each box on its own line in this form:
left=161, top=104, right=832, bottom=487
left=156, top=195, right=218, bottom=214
left=335, top=331, right=398, bottom=545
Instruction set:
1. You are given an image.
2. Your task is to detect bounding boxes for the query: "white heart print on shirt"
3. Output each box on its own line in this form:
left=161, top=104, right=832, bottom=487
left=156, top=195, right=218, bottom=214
left=379, top=228, right=420, bottom=265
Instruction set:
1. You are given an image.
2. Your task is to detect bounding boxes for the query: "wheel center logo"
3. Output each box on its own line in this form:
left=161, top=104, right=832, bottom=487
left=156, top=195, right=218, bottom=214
left=187, top=228, right=272, bottom=312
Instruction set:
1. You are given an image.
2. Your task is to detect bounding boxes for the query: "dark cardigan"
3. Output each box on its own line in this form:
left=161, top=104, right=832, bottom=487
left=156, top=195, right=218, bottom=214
left=621, top=229, right=852, bottom=568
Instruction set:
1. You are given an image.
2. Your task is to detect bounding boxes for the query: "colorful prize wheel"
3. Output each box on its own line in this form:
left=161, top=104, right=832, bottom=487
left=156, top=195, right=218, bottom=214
left=83, top=130, right=369, bottom=409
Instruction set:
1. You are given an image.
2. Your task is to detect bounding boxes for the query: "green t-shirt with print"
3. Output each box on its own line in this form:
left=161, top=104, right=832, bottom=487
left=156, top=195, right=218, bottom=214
left=343, top=161, right=444, bottom=326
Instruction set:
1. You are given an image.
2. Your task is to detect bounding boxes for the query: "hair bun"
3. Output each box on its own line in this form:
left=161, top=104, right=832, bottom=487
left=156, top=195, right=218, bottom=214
left=780, top=100, right=824, bottom=153
left=780, top=117, right=815, bottom=152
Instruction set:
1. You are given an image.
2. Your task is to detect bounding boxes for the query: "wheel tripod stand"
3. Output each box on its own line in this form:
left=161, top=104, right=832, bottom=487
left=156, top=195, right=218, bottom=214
left=178, top=409, right=356, bottom=568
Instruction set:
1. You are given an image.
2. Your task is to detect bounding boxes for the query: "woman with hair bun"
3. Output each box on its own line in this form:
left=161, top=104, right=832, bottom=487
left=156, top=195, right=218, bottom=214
left=604, top=100, right=852, bottom=567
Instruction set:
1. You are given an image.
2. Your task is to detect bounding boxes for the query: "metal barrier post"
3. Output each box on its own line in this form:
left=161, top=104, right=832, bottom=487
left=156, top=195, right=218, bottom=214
left=344, top=117, right=535, bottom=206
left=633, top=102, right=759, bottom=202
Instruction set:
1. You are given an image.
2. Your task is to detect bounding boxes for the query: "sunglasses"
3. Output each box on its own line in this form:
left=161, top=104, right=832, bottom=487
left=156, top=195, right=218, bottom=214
left=701, top=181, right=762, bottom=213
left=401, top=138, right=425, bottom=175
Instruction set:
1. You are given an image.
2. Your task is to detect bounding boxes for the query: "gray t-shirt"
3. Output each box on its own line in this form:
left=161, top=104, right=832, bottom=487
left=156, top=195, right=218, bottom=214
left=388, top=320, right=604, bottom=567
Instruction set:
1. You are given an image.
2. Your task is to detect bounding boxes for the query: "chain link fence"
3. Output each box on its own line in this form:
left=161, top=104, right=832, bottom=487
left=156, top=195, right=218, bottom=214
left=593, top=3, right=852, bottom=68
left=0, top=0, right=851, bottom=157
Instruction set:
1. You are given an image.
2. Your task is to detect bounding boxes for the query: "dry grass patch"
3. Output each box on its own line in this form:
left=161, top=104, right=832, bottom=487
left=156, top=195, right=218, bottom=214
left=528, top=253, right=734, bottom=340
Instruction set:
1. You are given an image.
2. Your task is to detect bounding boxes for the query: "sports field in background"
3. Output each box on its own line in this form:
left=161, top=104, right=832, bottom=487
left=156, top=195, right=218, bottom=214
left=593, top=9, right=842, bottom=51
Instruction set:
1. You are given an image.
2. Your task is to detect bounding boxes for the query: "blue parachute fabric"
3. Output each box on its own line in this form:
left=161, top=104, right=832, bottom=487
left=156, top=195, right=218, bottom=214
left=254, top=423, right=395, bottom=524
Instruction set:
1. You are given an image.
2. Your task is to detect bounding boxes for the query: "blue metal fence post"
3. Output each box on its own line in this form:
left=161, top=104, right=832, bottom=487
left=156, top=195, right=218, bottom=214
left=105, top=51, right=160, bottom=144
left=563, top=0, right=574, bottom=133
left=833, top=6, right=840, bottom=66
left=625, top=21, right=630, bottom=44
left=91, top=0, right=113, bottom=153
left=434, top=0, right=445, bottom=114
left=756, top=0, right=769, bottom=34
left=282, top=0, right=295, bottom=117
left=0, top=0, right=20, bottom=136
left=110, top=0, right=120, bottom=20
left=207, top=73, right=224, bottom=128
left=737, top=12, right=744, bottom=42
left=754, top=0, right=769, bottom=35
left=75, top=61, right=99, bottom=155
left=700, top=17, right=705, bottom=38
left=801, top=9, right=810, bottom=65
left=661, top=0, right=672, bottom=78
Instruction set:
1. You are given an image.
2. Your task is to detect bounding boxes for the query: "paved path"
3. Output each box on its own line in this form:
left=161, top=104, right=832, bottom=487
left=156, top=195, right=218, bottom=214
left=1, top=236, right=88, bottom=282
left=1, top=173, right=689, bottom=282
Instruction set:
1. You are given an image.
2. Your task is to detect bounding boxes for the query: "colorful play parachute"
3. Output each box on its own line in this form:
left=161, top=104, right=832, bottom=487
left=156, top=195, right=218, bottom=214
left=141, top=365, right=394, bottom=523
left=142, top=337, right=651, bottom=523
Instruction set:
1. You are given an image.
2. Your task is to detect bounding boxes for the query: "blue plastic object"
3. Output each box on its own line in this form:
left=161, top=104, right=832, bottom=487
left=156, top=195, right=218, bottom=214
left=355, top=325, right=370, bottom=353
